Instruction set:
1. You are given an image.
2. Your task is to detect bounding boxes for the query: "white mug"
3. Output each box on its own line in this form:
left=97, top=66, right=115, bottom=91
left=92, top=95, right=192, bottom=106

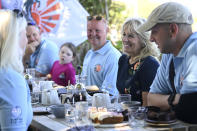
left=39, top=81, right=53, bottom=91
left=49, top=89, right=61, bottom=105
left=41, top=90, right=49, bottom=105
left=92, top=93, right=111, bottom=108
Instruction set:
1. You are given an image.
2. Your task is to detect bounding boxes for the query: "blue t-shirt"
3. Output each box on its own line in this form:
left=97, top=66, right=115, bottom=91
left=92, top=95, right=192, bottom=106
left=150, top=32, right=197, bottom=94
left=30, top=39, right=59, bottom=75
left=0, top=68, right=33, bottom=131
left=82, top=40, right=121, bottom=96
left=117, top=55, right=159, bottom=103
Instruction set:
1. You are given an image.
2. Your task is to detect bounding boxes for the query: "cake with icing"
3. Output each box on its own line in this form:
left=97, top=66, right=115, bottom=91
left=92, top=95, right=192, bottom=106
left=88, top=107, right=123, bottom=124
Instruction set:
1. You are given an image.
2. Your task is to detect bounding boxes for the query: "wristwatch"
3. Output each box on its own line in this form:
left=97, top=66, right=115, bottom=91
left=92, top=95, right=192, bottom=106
left=168, top=93, right=176, bottom=108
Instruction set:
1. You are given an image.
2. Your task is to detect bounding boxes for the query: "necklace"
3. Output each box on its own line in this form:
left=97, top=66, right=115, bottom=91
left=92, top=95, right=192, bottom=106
left=129, top=59, right=141, bottom=75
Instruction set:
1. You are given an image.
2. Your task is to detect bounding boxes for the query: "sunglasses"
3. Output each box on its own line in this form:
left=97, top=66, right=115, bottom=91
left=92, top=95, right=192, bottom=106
left=87, top=16, right=103, bottom=21
left=28, top=21, right=36, bottom=26
left=13, top=9, right=24, bottom=18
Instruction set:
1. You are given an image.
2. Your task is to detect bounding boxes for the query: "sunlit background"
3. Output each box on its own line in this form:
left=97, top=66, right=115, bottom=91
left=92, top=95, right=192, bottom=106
left=110, top=0, right=197, bottom=43
left=17, top=0, right=197, bottom=47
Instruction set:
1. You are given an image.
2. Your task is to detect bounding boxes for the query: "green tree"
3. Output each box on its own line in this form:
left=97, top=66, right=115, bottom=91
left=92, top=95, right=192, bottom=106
left=79, top=0, right=112, bottom=20
left=79, top=0, right=126, bottom=26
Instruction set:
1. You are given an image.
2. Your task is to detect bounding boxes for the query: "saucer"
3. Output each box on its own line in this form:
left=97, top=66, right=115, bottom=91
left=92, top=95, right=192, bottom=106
left=145, top=118, right=178, bottom=127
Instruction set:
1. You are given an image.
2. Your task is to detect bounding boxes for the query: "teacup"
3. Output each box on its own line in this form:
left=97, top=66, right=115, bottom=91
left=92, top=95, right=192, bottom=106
left=92, top=93, right=111, bottom=108
left=48, top=104, right=65, bottom=118
left=39, top=81, right=53, bottom=91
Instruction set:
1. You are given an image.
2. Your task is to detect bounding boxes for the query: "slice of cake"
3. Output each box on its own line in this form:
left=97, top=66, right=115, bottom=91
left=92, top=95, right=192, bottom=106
left=98, top=112, right=123, bottom=124
left=88, top=107, right=123, bottom=124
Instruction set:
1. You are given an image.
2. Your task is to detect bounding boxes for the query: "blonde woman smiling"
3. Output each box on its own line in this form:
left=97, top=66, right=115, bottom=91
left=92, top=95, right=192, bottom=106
left=117, top=18, right=160, bottom=106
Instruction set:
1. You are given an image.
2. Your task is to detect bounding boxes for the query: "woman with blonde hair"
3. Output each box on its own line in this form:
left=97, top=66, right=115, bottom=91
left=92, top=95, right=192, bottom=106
left=117, top=18, right=160, bottom=106
left=0, top=10, right=32, bottom=130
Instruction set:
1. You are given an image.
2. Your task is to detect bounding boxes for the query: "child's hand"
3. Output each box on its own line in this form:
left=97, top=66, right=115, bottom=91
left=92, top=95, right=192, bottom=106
left=46, top=74, right=52, bottom=80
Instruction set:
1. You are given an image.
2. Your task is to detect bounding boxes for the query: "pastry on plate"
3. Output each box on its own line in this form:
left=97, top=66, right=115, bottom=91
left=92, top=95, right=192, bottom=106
left=86, top=85, right=99, bottom=91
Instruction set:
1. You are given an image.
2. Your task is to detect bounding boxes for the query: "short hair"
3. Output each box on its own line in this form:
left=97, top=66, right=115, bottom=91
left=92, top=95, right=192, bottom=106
left=0, top=10, right=27, bottom=73
left=27, top=21, right=40, bottom=32
left=60, top=42, right=76, bottom=58
left=121, top=17, right=160, bottom=60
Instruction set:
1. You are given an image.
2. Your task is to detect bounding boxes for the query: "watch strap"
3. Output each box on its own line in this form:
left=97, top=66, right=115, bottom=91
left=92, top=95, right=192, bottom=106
left=168, top=93, right=176, bottom=108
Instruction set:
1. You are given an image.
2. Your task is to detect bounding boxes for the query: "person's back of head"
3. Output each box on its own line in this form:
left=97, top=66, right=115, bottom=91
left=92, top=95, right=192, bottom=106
left=138, top=2, right=193, bottom=33
left=0, top=10, right=27, bottom=73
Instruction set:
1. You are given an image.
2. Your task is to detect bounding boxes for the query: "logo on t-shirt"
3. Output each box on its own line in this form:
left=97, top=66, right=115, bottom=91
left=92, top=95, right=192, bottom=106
left=59, top=73, right=65, bottom=79
left=11, top=106, right=22, bottom=118
left=95, top=64, right=101, bottom=72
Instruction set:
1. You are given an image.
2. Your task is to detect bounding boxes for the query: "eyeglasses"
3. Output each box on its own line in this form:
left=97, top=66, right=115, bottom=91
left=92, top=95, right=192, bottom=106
left=87, top=16, right=103, bottom=21
left=28, top=21, right=36, bottom=26
left=13, top=9, right=24, bottom=18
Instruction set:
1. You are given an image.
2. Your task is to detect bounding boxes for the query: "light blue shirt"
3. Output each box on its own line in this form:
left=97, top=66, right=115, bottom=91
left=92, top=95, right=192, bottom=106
left=0, top=68, right=33, bottom=131
left=150, top=32, right=197, bottom=94
left=82, top=40, right=121, bottom=96
left=30, top=39, right=59, bottom=75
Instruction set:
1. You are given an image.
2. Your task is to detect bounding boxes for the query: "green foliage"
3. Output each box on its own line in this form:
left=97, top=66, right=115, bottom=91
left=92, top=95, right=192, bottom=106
left=114, top=40, right=123, bottom=52
left=79, top=0, right=112, bottom=16
left=108, top=1, right=126, bottom=29
left=79, top=0, right=126, bottom=27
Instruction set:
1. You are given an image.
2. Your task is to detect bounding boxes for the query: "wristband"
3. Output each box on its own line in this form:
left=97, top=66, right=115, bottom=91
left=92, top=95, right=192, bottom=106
left=168, top=93, right=176, bottom=108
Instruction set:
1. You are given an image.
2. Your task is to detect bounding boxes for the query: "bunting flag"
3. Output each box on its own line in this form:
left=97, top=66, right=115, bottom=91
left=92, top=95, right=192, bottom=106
left=25, top=0, right=89, bottom=47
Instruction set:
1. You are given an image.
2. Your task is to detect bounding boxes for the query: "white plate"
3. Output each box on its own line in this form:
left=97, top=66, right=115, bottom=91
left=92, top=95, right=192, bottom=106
left=146, top=121, right=178, bottom=127
left=93, top=122, right=128, bottom=128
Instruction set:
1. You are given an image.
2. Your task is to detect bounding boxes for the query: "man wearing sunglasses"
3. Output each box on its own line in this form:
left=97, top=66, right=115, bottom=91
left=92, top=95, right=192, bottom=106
left=81, top=16, right=121, bottom=97
left=24, top=22, right=59, bottom=76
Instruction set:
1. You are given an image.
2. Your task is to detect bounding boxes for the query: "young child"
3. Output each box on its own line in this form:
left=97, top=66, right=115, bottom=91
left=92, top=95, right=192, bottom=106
left=49, top=42, right=76, bottom=86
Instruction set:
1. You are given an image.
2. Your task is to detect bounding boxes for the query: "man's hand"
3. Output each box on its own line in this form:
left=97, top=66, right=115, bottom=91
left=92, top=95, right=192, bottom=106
left=25, top=41, right=39, bottom=55
left=147, top=93, right=181, bottom=111
left=23, top=41, right=39, bottom=68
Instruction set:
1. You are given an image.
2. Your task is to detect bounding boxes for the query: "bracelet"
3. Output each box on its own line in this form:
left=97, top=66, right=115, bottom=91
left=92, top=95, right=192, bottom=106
left=168, top=93, right=176, bottom=108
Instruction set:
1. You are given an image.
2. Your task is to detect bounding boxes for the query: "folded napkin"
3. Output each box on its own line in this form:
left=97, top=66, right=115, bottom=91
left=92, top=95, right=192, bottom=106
left=67, top=125, right=95, bottom=131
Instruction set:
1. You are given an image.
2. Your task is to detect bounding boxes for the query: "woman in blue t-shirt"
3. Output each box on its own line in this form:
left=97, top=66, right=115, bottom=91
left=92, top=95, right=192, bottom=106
left=0, top=10, right=33, bottom=130
left=117, top=18, right=160, bottom=106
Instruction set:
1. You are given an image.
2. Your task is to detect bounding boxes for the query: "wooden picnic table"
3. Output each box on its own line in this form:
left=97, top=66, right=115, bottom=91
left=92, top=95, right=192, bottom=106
left=30, top=114, right=197, bottom=131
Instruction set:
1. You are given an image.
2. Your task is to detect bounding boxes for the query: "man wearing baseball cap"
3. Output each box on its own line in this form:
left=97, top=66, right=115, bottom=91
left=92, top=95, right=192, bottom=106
left=138, top=2, right=197, bottom=123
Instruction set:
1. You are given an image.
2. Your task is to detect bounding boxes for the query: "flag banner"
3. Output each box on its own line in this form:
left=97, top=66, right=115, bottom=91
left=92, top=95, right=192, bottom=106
left=1, top=0, right=23, bottom=10
left=25, top=0, right=89, bottom=47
